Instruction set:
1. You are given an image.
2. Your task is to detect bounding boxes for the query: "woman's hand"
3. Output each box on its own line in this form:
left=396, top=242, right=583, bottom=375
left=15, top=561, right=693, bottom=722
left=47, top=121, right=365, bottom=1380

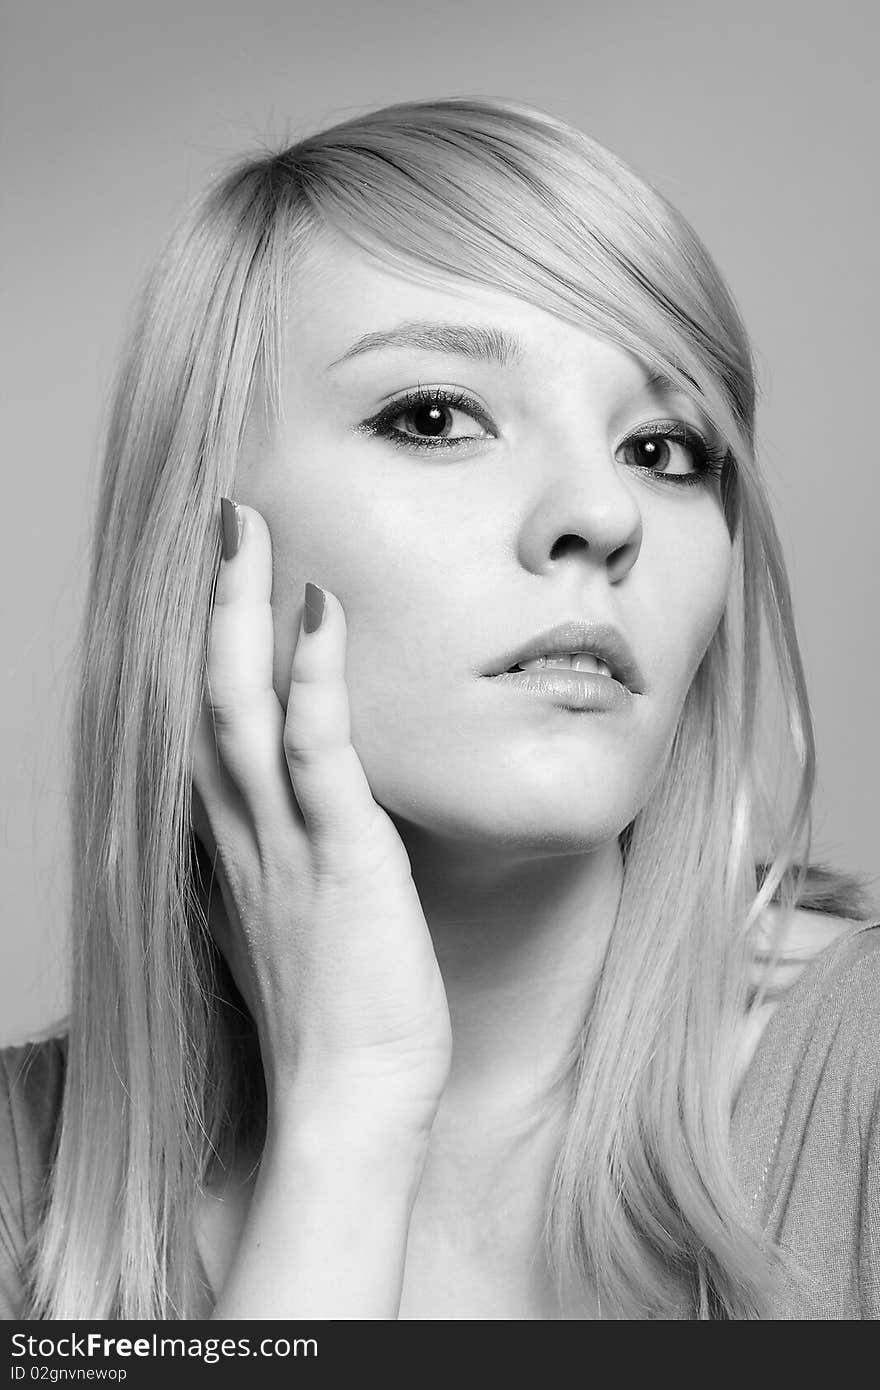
left=191, top=502, right=452, bottom=1141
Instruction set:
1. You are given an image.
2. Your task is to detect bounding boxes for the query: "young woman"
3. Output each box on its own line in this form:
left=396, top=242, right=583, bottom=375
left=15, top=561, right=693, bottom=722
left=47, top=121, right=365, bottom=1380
left=1, top=96, right=877, bottom=1321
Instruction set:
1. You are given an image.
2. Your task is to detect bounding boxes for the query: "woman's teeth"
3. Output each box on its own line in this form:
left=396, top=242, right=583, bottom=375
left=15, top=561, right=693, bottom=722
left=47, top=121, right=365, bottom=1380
left=510, top=653, right=613, bottom=676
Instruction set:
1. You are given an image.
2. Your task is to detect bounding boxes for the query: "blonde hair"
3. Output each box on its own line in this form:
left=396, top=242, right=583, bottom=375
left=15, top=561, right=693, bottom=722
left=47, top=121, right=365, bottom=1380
left=26, top=96, right=869, bottom=1319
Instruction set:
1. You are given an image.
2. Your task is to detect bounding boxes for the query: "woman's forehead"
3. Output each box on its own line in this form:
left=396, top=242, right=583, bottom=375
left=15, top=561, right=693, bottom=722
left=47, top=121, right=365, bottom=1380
left=288, top=241, right=681, bottom=403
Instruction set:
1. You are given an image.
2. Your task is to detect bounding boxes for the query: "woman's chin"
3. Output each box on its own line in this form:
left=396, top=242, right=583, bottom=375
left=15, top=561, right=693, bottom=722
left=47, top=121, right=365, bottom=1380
left=385, top=785, right=644, bottom=858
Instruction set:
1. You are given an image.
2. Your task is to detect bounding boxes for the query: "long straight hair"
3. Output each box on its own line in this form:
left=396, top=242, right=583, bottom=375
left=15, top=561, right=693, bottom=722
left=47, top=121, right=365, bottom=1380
left=27, top=97, right=870, bottom=1319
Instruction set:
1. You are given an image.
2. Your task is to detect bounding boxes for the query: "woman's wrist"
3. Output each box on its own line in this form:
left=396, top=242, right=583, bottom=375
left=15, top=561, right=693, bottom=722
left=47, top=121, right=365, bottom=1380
left=268, top=1066, right=442, bottom=1148
left=211, top=1093, right=429, bottom=1319
left=267, top=1083, right=435, bottom=1195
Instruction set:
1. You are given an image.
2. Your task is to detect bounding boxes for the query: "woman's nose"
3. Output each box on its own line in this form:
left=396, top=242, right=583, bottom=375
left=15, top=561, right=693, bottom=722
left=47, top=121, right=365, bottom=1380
left=516, top=446, right=643, bottom=584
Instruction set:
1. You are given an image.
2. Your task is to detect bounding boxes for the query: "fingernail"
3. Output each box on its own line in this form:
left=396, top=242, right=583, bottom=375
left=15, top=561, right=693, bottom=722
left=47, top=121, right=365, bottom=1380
left=304, top=582, right=325, bottom=633
left=220, top=497, right=242, bottom=561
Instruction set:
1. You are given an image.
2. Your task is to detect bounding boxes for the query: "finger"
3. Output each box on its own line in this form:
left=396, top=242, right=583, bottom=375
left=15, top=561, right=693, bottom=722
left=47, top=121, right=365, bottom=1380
left=191, top=700, right=248, bottom=851
left=283, top=582, right=382, bottom=844
left=205, top=501, right=303, bottom=828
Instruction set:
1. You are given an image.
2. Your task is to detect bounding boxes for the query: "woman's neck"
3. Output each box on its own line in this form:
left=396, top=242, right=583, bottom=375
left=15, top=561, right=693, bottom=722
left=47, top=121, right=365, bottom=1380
left=387, top=827, right=622, bottom=1316
left=393, top=826, right=622, bottom=1119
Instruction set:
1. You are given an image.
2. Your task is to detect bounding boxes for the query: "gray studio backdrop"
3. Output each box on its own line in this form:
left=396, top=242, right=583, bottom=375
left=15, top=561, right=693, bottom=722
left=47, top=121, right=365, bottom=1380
left=2, top=0, right=878, bottom=1043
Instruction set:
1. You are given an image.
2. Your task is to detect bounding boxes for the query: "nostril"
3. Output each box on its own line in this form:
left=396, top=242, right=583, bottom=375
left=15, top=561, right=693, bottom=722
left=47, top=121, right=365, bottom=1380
left=607, top=534, right=641, bottom=583
left=548, top=534, right=589, bottom=561
left=609, top=540, right=630, bottom=566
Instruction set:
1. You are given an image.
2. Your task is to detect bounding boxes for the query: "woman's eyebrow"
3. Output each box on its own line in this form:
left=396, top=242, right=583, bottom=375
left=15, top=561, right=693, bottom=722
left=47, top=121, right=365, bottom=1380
left=328, top=327, right=697, bottom=407
left=640, top=368, right=686, bottom=397
left=327, top=320, right=525, bottom=370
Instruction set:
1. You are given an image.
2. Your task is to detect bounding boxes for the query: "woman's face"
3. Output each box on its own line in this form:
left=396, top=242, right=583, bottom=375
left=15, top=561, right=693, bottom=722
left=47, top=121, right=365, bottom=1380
left=242, top=232, right=733, bottom=856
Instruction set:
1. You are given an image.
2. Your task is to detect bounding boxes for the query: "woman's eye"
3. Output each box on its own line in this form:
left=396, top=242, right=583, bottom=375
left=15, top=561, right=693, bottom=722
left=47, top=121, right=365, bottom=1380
left=391, top=400, right=484, bottom=443
left=617, top=424, right=723, bottom=485
left=362, top=388, right=493, bottom=450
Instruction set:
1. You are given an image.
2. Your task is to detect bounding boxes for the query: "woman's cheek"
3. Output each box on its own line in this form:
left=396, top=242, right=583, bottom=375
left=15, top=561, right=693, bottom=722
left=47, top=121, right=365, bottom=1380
left=664, top=511, right=733, bottom=687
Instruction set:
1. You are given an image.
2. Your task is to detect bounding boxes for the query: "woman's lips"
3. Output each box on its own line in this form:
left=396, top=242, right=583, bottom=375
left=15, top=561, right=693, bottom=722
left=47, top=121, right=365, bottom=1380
left=489, top=666, right=633, bottom=712
left=483, top=619, right=645, bottom=693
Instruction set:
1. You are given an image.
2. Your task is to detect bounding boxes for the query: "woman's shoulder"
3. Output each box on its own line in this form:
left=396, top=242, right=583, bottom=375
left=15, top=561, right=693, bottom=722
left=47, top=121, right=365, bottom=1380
left=0, top=1028, right=68, bottom=1316
left=734, top=911, right=880, bottom=1123
left=731, top=916, right=880, bottom=1316
left=1, top=1028, right=68, bottom=1109
left=750, top=910, right=880, bottom=1049
left=0, top=1027, right=68, bottom=1199
left=0, top=1026, right=68, bottom=1074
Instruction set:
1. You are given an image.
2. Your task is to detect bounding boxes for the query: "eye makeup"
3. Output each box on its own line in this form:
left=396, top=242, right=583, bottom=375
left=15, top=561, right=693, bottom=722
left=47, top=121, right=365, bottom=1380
left=356, top=384, right=493, bottom=450
left=356, top=384, right=729, bottom=488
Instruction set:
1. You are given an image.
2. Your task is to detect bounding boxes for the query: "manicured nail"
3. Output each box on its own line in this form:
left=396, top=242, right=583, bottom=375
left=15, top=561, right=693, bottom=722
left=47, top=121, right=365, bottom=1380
left=304, top=582, right=325, bottom=633
left=220, top=497, right=242, bottom=561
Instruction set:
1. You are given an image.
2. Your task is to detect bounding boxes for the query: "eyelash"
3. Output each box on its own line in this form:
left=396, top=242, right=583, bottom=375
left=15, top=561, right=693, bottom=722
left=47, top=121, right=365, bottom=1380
left=358, top=385, right=729, bottom=488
